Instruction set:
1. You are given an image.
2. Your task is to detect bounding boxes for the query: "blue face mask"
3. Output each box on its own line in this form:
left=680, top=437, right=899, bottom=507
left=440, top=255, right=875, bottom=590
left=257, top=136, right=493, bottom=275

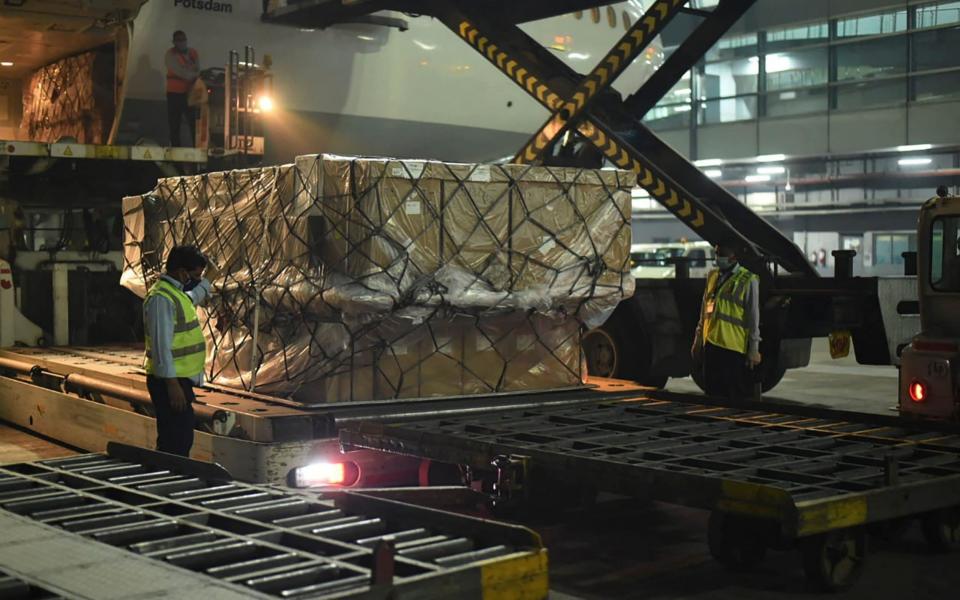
left=716, top=256, right=736, bottom=271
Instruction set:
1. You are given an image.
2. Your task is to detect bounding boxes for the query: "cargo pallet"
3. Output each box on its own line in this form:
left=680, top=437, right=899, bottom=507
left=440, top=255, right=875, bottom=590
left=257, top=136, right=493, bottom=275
left=342, top=392, right=960, bottom=591
left=0, top=443, right=547, bottom=599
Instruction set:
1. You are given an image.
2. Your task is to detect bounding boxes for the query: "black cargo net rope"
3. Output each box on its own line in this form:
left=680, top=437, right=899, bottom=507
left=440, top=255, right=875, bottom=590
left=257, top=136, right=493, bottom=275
left=122, top=156, right=633, bottom=402
left=20, top=48, right=114, bottom=145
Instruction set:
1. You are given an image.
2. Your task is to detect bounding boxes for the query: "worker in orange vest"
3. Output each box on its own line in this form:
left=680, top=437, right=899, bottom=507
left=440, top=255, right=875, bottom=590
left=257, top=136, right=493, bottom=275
left=165, top=30, right=200, bottom=147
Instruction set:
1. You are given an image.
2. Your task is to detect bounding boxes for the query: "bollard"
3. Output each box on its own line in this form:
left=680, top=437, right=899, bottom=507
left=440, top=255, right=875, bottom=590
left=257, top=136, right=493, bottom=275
left=668, top=257, right=690, bottom=279
left=901, top=251, right=917, bottom=276
left=832, top=250, right=856, bottom=279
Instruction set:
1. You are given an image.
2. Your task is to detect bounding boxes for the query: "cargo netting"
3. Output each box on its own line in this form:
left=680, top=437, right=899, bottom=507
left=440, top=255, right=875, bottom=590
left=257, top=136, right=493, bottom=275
left=19, top=46, right=115, bottom=144
left=121, top=155, right=634, bottom=403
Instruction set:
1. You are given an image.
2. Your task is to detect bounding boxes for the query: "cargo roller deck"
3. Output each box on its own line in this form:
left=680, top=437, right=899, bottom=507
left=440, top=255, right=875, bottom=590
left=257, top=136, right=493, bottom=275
left=0, top=443, right=547, bottom=599
left=343, top=393, right=960, bottom=535
left=341, top=391, right=960, bottom=589
left=3, top=344, right=960, bottom=590
left=0, top=345, right=646, bottom=484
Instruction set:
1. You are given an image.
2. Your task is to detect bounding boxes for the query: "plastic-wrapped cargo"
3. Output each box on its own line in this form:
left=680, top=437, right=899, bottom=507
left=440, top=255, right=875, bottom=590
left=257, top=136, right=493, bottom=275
left=121, top=154, right=634, bottom=403
left=19, top=47, right=115, bottom=144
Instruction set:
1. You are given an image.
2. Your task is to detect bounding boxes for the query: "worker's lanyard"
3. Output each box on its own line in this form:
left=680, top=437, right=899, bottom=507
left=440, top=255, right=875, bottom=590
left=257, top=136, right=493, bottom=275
left=710, top=267, right=735, bottom=300
left=706, top=267, right=736, bottom=316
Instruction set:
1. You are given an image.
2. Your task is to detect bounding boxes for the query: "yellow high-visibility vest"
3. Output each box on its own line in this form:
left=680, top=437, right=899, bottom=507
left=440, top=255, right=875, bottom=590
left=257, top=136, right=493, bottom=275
left=144, top=278, right=206, bottom=378
left=702, top=266, right=758, bottom=355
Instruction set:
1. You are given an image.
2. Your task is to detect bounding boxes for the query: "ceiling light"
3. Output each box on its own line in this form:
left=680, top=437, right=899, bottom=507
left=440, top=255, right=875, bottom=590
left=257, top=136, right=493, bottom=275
left=567, top=52, right=591, bottom=60
left=785, top=181, right=793, bottom=192
left=673, top=105, right=692, bottom=112
left=0, top=61, right=12, bottom=67
left=673, top=88, right=692, bottom=95
left=896, top=144, right=932, bottom=152
left=357, top=35, right=376, bottom=41
left=413, top=40, right=436, bottom=51
left=898, top=157, right=932, bottom=166
left=756, top=154, right=786, bottom=163
left=694, top=158, right=723, bottom=167
left=757, top=166, right=786, bottom=175
left=745, top=174, right=771, bottom=182
left=704, top=169, right=723, bottom=178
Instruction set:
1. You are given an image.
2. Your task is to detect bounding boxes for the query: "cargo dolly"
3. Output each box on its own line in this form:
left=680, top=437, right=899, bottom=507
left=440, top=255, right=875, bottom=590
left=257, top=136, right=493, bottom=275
left=341, top=392, right=960, bottom=590
left=0, top=443, right=547, bottom=599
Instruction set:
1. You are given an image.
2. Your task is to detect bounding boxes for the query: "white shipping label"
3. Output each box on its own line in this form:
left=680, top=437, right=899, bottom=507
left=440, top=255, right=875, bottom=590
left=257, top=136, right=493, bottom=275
left=405, top=200, right=422, bottom=215
left=392, top=161, right=426, bottom=179
left=539, top=237, right=556, bottom=254
left=469, top=165, right=491, bottom=182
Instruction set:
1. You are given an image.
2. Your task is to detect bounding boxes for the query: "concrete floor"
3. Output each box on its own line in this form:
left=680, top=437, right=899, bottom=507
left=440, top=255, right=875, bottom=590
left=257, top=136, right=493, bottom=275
left=668, top=340, right=900, bottom=415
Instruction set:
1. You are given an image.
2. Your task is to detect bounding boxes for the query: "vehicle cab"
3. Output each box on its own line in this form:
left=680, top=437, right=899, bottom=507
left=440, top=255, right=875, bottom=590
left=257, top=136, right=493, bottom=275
left=899, top=195, right=960, bottom=420
left=629, top=241, right=714, bottom=279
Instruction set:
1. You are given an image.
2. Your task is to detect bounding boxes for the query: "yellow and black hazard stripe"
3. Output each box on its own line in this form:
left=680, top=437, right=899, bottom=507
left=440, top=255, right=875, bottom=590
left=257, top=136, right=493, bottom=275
left=457, top=21, right=563, bottom=112
left=513, top=0, right=688, bottom=165
left=454, top=17, right=706, bottom=233
left=578, top=122, right=706, bottom=229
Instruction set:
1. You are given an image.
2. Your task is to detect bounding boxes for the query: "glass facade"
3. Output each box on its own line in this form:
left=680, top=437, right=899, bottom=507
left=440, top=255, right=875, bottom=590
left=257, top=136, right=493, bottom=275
left=643, top=1, right=960, bottom=129
left=874, top=233, right=917, bottom=267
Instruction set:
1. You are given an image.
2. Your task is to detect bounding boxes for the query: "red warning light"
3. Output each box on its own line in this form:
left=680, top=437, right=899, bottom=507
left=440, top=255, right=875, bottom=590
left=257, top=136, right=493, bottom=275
left=909, top=380, right=927, bottom=402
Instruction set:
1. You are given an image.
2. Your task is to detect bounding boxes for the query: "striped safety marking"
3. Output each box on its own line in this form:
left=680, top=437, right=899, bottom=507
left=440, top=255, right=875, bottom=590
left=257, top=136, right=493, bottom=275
left=454, top=16, right=707, bottom=233
left=514, top=0, right=688, bottom=164
left=580, top=122, right=706, bottom=229
left=458, top=22, right=563, bottom=112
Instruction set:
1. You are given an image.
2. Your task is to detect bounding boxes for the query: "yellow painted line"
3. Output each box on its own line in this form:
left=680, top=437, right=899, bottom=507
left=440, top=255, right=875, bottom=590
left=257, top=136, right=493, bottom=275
left=480, top=550, right=549, bottom=600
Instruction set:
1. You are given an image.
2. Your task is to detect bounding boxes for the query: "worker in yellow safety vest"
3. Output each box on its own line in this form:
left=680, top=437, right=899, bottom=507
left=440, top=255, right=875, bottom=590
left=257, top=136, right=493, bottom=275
left=691, top=244, right=761, bottom=401
left=143, top=246, right=218, bottom=456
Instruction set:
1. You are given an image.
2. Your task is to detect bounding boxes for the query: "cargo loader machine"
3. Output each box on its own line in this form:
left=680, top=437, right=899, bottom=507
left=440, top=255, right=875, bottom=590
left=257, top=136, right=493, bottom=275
left=266, top=0, right=917, bottom=392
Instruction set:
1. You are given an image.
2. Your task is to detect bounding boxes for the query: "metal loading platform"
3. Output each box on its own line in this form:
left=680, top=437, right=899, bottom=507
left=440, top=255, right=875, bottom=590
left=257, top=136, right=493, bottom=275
left=0, top=443, right=547, bottom=599
left=342, top=393, right=960, bottom=590
left=0, top=345, right=646, bottom=484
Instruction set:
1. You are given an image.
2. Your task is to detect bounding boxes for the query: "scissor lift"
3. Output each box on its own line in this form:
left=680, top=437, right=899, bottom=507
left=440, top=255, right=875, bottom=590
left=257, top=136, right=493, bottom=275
left=264, top=0, right=909, bottom=390
left=265, top=0, right=808, bottom=275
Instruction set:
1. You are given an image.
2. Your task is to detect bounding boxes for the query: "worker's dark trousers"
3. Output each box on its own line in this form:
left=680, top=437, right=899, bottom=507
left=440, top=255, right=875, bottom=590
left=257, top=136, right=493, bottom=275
left=146, top=376, right=196, bottom=456
left=703, top=342, right=755, bottom=402
left=166, top=92, right=195, bottom=147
